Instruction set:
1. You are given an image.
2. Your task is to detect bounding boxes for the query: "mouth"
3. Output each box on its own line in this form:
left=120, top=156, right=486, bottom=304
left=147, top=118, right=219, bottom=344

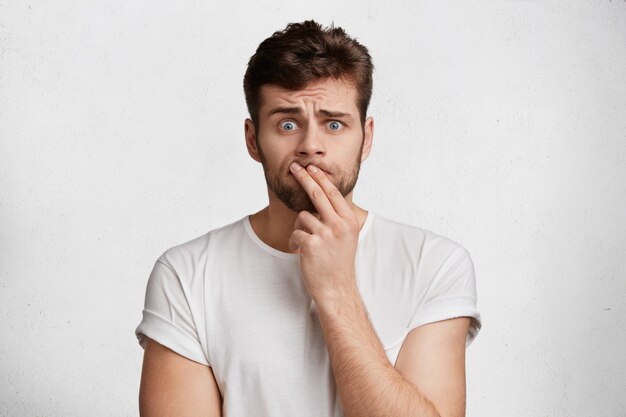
left=288, top=168, right=332, bottom=177
left=289, top=163, right=332, bottom=176
left=315, top=167, right=331, bottom=175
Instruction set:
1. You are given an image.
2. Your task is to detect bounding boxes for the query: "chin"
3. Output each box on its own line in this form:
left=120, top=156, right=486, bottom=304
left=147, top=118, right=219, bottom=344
left=276, top=188, right=315, bottom=213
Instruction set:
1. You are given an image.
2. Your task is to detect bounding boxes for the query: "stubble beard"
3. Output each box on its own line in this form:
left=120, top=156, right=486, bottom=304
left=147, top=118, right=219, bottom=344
left=257, top=139, right=364, bottom=214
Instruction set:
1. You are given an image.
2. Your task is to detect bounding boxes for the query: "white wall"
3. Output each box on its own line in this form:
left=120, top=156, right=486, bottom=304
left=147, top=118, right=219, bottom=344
left=1, top=1, right=625, bottom=416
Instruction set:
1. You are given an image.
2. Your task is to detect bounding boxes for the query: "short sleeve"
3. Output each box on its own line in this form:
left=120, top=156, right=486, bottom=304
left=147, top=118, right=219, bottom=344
left=135, top=258, right=210, bottom=366
left=409, top=246, right=482, bottom=348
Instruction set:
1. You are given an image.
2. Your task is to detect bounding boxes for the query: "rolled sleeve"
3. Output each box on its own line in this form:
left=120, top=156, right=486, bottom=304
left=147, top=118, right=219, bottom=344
left=409, top=246, right=482, bottom=348
left=135, top=259, right=209, bottom=366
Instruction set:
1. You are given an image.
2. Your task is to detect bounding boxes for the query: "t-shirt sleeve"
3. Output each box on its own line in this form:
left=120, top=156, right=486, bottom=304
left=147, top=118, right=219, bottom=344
left=135, top=258, right=210, bottom=366
left=408, top=245, right=482, bottom=348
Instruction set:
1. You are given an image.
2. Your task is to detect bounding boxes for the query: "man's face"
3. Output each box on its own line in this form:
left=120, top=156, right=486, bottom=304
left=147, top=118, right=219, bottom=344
left=245, top=77, right=373, bottom=213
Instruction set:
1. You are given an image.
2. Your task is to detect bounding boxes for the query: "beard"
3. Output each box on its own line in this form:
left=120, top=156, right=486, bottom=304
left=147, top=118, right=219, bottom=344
left=257, top=140, right=364, bottom=214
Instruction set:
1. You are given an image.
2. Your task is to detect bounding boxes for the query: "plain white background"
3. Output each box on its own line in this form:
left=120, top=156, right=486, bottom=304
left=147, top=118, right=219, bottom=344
left=1, top=1, right=625, bottom=416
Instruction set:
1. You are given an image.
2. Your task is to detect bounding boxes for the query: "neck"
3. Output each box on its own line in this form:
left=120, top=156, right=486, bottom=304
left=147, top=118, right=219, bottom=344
left=249, top=192, right=368, bottom=254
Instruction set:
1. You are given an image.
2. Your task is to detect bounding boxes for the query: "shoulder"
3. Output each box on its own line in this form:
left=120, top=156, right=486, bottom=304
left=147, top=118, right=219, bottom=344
left=367, top=214, right=470, bottom=262
left=157, top=217, right=247, bottom=275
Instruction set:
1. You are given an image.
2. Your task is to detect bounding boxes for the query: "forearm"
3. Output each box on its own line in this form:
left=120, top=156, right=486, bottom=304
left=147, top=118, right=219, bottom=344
left=316, top=284, right=441, bottom=417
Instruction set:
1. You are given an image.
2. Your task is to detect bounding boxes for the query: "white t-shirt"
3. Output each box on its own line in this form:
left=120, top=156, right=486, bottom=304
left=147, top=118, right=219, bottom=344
left=135, top=213, right=481, bottom=417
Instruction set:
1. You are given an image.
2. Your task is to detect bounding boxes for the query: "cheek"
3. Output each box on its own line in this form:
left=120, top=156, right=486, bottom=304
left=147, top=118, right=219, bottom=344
left=260, top=142, right=298, bottom=167
left=335, top=141, right=363, bottom=162
left=262, top=150, right=292, bottom=173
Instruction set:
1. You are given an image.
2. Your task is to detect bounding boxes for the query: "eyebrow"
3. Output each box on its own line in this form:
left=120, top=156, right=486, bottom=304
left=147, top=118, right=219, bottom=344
left=267, top=106, right=353, bottom=119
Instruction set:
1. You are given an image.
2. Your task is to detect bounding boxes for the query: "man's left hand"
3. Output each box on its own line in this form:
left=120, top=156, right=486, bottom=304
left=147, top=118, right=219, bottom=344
left=288, top=161, right=360, bottom=304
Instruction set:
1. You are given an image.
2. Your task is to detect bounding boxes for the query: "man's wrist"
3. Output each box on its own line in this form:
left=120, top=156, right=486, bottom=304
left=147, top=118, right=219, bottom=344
left=313, top=279, right=361, bottom=317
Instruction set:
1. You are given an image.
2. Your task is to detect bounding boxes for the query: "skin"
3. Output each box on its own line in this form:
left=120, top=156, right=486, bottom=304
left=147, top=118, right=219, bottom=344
left=244, top=78, right=373, bottom=250
left=286, top=160, right=469, bottom=417
left=139, top=339, right=222, bottom=417
left=139, top=77, right=471, bottom=417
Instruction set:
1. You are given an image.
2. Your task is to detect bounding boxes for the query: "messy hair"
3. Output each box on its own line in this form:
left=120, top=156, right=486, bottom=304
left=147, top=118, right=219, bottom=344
left=243, top=20, right=374, bottom=128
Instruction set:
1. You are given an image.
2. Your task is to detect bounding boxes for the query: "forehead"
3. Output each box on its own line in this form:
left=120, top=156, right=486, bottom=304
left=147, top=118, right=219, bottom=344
left=259, top=78, right=359, bottom=114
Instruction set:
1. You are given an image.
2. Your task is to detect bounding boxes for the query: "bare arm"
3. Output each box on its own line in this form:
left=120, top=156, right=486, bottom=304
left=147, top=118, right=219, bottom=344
left=139, top=338, right=222, bottom=417
left=395, top=317, right=470, bottom=417
left=288, top=163, right=471, bottom=416
left=316, top=288, right=469, bottom=417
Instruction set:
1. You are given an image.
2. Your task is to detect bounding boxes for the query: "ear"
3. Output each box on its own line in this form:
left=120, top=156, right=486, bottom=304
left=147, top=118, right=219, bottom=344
left=360, top=116, right=374, bottom=162
left=245, top=118, right=262, bottom=163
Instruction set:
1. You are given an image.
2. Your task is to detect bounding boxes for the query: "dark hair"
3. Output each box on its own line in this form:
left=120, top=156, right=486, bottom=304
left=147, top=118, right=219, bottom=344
left=243, top=20, right=374, bottom=128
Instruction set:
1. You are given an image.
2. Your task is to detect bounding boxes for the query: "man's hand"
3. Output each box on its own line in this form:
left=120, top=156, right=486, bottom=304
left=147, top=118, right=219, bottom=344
left=288, top=161, right=459, bottom=417
left=288, top=161, right=360, bottom=304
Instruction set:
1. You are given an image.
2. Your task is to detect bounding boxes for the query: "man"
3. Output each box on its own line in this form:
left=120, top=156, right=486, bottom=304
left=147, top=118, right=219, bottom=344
left=136, top=20, right=481, bottom=417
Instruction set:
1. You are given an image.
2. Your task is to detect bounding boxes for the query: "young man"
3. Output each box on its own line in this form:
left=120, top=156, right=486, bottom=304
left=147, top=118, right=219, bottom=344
left=136, top=20, right=481, bottom=417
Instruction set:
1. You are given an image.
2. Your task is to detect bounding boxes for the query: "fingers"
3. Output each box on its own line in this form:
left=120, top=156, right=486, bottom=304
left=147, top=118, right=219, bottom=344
left=289, top=162, right=353, bottom=219
left=294, top=210, right=324, bottom=235
left=303, top=164, right=354, bottom=219
left=290, top=211, right=323, bottom=252
left=289, top=229, right=310, bottom=252
left=289, top=162, right=336, bottom=218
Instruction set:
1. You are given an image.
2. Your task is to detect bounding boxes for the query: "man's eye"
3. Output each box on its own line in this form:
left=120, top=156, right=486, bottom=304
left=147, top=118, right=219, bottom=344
left=326, top=120, right=344, bottom=131
left=279, top=120, right=298, bottom=131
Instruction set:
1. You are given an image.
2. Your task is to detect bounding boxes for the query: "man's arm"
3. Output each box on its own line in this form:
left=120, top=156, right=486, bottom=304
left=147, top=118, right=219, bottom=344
left=395, top=317, right=470, bottom=417
left=139, top=338, right=222, bottom=417
left=315, top=285, right=469, bottom=417
left=288, top=162, right=471, bottom=417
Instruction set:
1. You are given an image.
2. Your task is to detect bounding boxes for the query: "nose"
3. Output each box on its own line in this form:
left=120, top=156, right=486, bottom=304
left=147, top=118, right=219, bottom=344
left=296, top=124, right=326, bottom=157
